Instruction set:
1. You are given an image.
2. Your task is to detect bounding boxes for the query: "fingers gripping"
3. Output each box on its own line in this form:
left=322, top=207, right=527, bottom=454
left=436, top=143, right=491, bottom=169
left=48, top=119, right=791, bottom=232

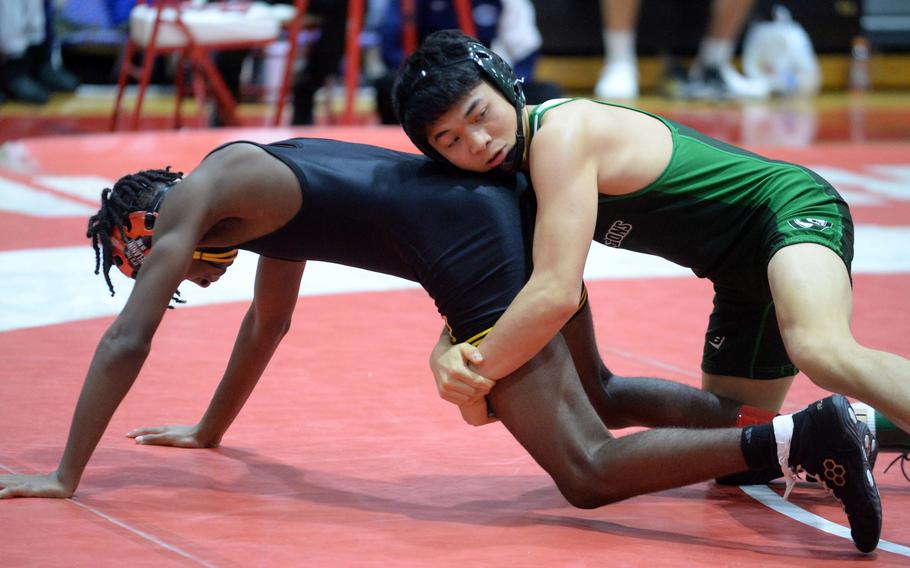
left=435, top=343, right=494, bottom=404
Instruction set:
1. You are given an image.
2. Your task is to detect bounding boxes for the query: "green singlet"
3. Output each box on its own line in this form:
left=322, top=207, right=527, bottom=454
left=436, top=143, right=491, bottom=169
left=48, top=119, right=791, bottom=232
left=527, top=99, right=855, bottom=380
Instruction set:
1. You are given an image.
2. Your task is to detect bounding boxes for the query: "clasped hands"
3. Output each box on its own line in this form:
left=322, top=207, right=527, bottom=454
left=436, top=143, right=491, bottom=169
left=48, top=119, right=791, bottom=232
left=430, top=342, right=498, bottom=426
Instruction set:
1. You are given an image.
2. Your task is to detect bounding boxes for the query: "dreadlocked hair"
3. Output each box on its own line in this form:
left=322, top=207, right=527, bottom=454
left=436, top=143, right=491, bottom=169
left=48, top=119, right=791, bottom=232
left=87, top=167, right=183, bottom=297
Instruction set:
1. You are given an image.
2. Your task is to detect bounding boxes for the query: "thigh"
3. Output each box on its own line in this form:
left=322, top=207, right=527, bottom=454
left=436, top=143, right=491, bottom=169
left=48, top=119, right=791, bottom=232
left=767, top=242, right=854, bottom=343
left=557, top=298, right=623, bottom=424
left=488, top=334, right=613, bottom=484
left=558, top=300, right=605, bottom=384
left=701, top=372, right=792, bottom=413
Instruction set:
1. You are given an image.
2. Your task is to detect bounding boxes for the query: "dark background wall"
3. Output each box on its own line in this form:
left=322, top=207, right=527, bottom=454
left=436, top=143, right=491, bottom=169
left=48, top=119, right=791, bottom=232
left=531, top=0, right=863, bottom=56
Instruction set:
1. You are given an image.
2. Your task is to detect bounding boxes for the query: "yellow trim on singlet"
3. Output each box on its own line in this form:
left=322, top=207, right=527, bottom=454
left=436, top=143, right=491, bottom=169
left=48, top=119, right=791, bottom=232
left=463, top=328, right=492, bottom=347
left=578, top=283, right=588, bottom=309
left=192, top=249, right=238, bottom=264
left=446, top=284, right=590, bottom=346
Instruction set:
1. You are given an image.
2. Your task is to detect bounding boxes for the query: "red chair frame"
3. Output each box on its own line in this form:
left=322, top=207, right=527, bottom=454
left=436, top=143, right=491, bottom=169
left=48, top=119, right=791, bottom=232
left=111, top=0, right=477, bottom=129
left=337, top=0, right=476, bottom=125
left=111, top=0, right=307, bottom=130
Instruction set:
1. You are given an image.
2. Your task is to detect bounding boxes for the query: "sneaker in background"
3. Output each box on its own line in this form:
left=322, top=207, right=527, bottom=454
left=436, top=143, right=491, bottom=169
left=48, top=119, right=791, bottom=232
left=594, top=61, right=638, bottom=100
left=680, top=64, right=771, bottom=101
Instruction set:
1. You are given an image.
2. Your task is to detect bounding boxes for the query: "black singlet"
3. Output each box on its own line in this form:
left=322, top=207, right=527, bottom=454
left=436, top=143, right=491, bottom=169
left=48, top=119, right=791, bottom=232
left=217, top=138, right=533, bottom=343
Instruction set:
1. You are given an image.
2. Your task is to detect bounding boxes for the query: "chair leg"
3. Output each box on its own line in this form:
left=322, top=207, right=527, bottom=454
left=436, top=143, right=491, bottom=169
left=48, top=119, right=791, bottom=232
left=401, top=0, right=416, bottom=55
left=129, top=44, right=161, bottom=131
left=190, top=59, right=209, bottom=127
left=174, top=52, right=186, bottom=128
left=274, top=0, right=308, bottom=126
left=194, top=48, right=240, bottom=126
left=129, top=2, right=173, bottom=132
left=342, top=0, right=364, bottom=125
left=452, top=0, right=477, bottom=37
left=110, top=40, right=137, bottom=131
left=272, top=42, right=293, bottom=127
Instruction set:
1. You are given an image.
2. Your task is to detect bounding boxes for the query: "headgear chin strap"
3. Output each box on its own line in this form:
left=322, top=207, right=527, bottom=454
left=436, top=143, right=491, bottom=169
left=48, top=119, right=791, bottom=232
left=405, top=41, right=527, bottom=173
left=109, top=187, right=238, bottom=279
left=463, top=43, right=526, bottom=173
left=498, top=105, right=526, bottom=173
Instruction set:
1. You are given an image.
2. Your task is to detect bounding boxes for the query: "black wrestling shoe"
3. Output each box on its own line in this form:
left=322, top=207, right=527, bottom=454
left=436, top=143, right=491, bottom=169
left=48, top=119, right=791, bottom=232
left=785, top=395, right=882, bottom=553
left=715, top=465, right=783, bottom=486
left=858, top=419, right=878, bottom=470
left=716, top=421, right=877, bottom=487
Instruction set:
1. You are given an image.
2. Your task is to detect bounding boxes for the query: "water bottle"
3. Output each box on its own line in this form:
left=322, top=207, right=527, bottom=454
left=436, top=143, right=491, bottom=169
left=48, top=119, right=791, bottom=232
left=849, top=36, right=870, bottom=92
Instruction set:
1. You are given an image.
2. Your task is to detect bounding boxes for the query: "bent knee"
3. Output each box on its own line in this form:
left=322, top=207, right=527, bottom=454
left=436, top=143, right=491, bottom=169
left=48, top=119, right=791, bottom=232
left=551, top=459, right=626, bottom=509
left=784, top=334, right=862, bottom=390
left=558, top=480, right=626, bottom=509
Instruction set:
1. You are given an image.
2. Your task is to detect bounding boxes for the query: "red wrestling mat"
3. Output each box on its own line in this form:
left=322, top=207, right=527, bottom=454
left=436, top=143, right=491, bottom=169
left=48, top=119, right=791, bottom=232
left=1, top=128, right=909, bottom=566
left=1, top=281, right=909, bottom=566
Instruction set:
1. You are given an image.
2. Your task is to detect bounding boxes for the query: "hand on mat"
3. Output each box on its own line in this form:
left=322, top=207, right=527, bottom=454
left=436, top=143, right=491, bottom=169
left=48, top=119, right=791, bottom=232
left=127, top=424, right=215, bottom=448
left=431, top=343, right=495, bottom=406
left=0, top=472, right=73, bottom=499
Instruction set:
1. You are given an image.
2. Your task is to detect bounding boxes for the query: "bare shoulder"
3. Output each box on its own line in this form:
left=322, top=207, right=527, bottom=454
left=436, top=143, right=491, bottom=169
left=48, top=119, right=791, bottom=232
left=192, top=142, right=301, bottom=219
left=530, top=100, right=609, bottom=168
left=200, top=142, right=295, bottom=192
left=535, top=102, right=671, bottom=196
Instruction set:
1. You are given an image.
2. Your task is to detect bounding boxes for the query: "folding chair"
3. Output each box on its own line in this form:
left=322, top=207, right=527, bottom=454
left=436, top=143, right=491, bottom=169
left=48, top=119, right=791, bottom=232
left=111, top=0, right=305, bottom=130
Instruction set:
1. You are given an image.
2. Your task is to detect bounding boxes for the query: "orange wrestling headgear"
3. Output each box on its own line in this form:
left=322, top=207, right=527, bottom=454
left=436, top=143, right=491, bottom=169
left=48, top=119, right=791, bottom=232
left=109, top=188, right=238, bottom=279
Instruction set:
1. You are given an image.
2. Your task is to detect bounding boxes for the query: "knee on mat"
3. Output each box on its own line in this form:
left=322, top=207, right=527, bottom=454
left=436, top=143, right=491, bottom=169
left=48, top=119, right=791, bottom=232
left=552, top=462, right=624, bottom=509
left=557, top=481, right=623, bottom=509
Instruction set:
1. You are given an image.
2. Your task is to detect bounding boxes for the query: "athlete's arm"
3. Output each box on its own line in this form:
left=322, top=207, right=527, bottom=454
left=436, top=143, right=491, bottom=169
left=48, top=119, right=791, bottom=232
left=427, top=329, right=497, bottom=426
left=0, top=185, right=214, bottom=499
left=470, top=122, right=600, bottom=380
left=128, top=257, right=306, bottom=448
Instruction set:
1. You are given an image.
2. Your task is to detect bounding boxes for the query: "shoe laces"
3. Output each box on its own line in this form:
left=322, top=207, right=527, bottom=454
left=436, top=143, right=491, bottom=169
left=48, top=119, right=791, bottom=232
left=780, top=463, right=800, bottom=500
left=883, top=451, right=910, bottom=482
left=779, top=463, right=835, bottom=501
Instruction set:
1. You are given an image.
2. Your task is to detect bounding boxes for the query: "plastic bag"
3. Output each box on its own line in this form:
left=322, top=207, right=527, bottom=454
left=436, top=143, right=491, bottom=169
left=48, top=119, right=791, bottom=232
left=742, top=5, right=821, bottom=96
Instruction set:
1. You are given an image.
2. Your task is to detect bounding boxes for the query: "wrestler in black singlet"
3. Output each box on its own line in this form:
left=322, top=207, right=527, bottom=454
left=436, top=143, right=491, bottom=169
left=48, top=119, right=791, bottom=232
left=216, top=138, right=533, bottom=344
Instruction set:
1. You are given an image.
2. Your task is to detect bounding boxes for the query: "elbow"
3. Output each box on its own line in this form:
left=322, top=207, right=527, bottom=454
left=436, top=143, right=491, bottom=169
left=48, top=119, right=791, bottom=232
left=110, top=339, right=151, bottom=361
left=261, top=319, right=293, bottom=341
left=538, top=284, right=581, bottom=324
left=556, top=293, right=582, bottom=322
left=101, top=324, right=152, bottom=360
left=247, top=301, right=294, bottom=341
left=276, top=318, right=293, bottom=338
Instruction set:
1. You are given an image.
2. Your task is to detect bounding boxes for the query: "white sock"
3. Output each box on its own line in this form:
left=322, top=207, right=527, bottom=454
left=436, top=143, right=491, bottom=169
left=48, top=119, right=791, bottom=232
left=697, top=37, right=733, bottom=68
left=604, top=30, right=635, bottom=65
left=772, top=414, right=795, bottom=467
left=772, top=414, right=797, bottom=499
